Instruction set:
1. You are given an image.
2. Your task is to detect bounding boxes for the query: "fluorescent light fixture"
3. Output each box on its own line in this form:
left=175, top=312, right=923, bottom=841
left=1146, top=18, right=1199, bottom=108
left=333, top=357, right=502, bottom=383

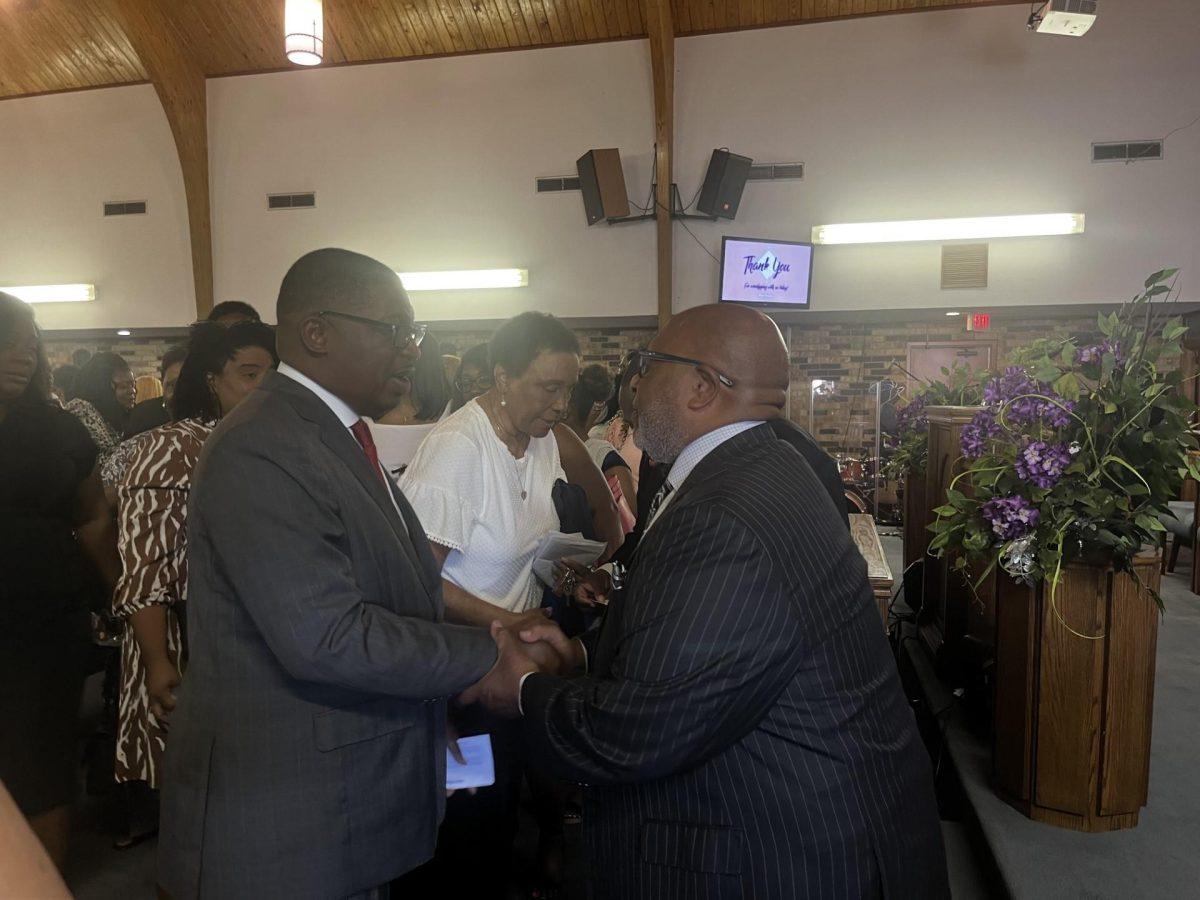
left=398, top=269, right=529, bottom=292
left=1, top=283, right=96, bottom=304
left=811, top=214, right=1085, bottom=245
left=117, top=329, right=132, bottom=336
left=285, top=0, right=323, bottom=66
left=945, top=311, right=961, bottom=317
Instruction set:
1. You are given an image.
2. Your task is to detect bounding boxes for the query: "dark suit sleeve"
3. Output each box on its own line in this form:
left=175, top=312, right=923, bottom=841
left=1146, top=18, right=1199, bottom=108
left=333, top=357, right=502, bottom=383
left=521, top=504, right=806, bottom=786
left=196, top=434, right=496, bottom=700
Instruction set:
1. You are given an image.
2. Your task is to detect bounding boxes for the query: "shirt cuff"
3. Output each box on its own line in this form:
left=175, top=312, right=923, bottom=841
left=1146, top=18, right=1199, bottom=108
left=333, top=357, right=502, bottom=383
left=518, top=671, right=535, bottom=716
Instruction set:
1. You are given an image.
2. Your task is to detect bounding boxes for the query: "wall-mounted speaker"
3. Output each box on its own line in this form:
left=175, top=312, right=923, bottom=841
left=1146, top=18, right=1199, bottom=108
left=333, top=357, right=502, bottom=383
left=696, top=149, right=753, bottom=219
left=576, top=149, right=630, bottom=226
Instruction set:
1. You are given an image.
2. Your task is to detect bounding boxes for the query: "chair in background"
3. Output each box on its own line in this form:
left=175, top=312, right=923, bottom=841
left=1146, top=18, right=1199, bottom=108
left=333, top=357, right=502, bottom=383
left=1159, top=500, right=1195, bottom=573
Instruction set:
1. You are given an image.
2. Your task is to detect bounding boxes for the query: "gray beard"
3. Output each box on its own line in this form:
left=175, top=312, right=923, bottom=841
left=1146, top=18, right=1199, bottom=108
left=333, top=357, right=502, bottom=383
left=636, top=396, right=688, bottom=464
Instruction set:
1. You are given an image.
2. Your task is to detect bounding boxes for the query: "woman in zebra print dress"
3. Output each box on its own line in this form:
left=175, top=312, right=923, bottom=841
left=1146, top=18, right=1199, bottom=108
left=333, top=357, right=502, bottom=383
left=112, top=322, right=277, bottom=787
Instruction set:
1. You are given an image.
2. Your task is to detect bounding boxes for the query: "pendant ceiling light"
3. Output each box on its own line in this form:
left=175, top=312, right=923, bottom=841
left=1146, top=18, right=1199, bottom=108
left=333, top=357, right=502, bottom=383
left=285, top=0, right=324, bottom=67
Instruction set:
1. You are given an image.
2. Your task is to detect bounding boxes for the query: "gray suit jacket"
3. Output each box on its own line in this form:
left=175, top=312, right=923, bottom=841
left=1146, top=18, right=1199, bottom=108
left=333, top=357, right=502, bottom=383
left=159, top=371, right=496, bottom=900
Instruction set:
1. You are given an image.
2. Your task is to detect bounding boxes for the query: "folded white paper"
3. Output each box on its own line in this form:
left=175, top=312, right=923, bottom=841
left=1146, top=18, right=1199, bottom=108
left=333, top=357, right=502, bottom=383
left=446, top=734, right=496, bottom=790
left=531, top=531, right=607, bottom=586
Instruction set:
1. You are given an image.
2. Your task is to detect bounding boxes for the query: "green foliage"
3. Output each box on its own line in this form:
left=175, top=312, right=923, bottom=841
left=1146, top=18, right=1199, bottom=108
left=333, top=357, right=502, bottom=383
left=928, top=269, right=1193, bottom=611
left=883, top=362, right=985, bottom=479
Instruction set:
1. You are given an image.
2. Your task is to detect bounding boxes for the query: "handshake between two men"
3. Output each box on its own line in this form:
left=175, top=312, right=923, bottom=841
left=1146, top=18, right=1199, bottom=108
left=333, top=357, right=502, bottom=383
left=458, top=560, right=607, bottom=718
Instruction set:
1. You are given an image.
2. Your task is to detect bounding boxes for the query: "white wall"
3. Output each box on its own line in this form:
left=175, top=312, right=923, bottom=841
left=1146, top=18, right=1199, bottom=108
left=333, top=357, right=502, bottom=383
left=674, top=0, right=1200, bottom=312
left=208, top=41, right=656, bottom=323
left=0, top=84, right=195, bottom=330
left=4, top=1, right=1198, bottom=330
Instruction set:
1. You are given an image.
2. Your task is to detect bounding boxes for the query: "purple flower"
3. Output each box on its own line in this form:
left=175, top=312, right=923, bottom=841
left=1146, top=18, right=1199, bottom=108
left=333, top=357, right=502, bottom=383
left=961, top=409, right=1001, bottom=458
left=1076, top=339, right=1124, bottom=367
left=981, top=495, right=1040, bottom=541
left=982, top=366, right=1074, bottom=429
left=894, top=395, right=928, bottom=438
left=1014, top=440, right=1072, bottom=489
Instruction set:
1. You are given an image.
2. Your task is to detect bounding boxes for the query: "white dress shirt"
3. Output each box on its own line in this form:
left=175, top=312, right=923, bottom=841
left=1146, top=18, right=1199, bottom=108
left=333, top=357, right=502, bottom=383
left=277, top=363, right=407, bottom=526
left=644, top=420, right=764, bottom=532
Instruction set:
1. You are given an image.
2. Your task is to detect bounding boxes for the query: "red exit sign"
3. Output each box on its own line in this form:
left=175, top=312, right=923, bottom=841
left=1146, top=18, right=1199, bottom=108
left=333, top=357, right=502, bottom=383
left=967, top=312, right=991, bottom=332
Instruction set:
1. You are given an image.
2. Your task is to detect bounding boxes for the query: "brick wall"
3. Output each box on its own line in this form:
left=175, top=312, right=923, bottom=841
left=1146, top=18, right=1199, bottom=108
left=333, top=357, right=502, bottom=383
left=45, top=312, right=1165, bottom=457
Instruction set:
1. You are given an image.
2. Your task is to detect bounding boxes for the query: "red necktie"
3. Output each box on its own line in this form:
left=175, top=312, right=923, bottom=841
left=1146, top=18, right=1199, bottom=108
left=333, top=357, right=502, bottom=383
left=349, top=419, right=388, bottom=489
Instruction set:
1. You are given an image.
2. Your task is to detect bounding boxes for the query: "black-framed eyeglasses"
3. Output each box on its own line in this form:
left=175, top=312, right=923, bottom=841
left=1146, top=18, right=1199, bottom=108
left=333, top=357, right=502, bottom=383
left=628, top=349, right=736, bottom=388
left=455, top=374, right=494, bottom=393
left=318, top=311, right=427, bottom=349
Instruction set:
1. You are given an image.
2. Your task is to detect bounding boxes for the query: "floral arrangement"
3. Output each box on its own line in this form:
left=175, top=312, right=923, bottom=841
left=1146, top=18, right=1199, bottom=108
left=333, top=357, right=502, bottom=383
left=929, top=270, right=1196, bottom=621
left=884, top=362, right=985, bottom=479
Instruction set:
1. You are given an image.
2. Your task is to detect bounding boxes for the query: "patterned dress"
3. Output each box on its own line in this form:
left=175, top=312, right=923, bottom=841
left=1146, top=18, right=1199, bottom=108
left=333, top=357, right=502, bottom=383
left=112, top=419, right=213, bottom=787
left=65, top=398, right=123, bottom=484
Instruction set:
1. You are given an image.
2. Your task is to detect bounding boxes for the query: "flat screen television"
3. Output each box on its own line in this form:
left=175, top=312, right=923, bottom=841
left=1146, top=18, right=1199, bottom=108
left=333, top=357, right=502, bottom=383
left=718, top=236, right=814, bottom=309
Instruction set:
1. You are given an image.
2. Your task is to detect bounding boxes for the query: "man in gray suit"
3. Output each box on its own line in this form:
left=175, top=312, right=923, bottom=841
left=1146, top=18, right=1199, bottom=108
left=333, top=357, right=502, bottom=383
left=158, top=249, right=537, bottom=899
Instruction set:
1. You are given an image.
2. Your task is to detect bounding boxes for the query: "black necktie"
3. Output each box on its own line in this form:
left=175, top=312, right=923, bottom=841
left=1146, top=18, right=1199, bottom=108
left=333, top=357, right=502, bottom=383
left=647, top=480, right=674, bottom=523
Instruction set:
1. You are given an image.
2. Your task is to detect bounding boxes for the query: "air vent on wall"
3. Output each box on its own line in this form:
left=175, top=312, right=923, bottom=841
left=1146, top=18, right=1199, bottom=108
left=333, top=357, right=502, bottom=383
left=267, top=192, right=316, bottom=209
left=1092, top=141, right=1163, bottom=163
left=103, top=200, right=147, bottom=216
left=535, top=176, right=581, bottom=193
left=941, top=243, right=989, bottom=290
left=747, top=162, right=804, bottom=181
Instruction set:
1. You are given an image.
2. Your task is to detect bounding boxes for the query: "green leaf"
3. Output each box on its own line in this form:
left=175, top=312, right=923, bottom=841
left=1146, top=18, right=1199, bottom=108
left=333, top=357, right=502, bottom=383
left=1101, top=352, right=1116, bottom=381
left=1144, top=268, right=1178, bottom=288
left=932, top=505, right=959, bottom=517
left=1098, top=311, right=1113, bottom=337
left=1104, top=401, right=1118, bottom=414
left=1136, top=513, right=1166, bottom=533
left=1054, top=372, right=1081, bottom=402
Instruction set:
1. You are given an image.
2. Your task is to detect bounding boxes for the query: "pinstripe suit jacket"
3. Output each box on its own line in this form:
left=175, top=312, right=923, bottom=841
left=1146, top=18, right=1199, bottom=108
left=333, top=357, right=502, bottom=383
left=521, top=424, right=947, bottom=900
left=158, top=372, right=496, bottom=900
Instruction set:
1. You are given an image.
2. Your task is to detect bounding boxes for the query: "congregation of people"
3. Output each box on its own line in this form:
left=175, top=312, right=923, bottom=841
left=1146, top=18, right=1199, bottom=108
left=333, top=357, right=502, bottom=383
left=0, top=247, right=948, bottom=899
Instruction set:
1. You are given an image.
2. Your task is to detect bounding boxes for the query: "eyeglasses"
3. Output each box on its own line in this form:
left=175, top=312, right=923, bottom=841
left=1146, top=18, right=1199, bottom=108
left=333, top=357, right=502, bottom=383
left=455, top=374, right=494, bottom=393
left=318, top=311, right=427, bottom=349
left=627, top=349, right=736, bottom=388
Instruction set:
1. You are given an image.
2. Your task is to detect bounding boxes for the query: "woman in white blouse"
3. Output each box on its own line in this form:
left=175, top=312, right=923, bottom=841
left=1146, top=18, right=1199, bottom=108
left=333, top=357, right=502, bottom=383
left=402, top=312, right=617, bottom=624
left=399, top=311, right=616, bottom=899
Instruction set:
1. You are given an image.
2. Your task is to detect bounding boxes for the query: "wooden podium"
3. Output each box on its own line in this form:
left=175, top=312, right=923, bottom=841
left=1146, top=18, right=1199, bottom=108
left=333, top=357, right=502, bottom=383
left=919, top=406, right=983, bottom=658
left=993, top=553, right=1160, bottom=831
left=902, top=469, right=931, bottom=569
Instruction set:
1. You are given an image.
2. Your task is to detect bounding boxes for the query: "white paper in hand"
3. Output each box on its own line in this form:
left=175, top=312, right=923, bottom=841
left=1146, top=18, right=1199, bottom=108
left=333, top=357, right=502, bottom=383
left=446, top=734, right=496, bottom=790
left=531, top=531, right=607, bottom=586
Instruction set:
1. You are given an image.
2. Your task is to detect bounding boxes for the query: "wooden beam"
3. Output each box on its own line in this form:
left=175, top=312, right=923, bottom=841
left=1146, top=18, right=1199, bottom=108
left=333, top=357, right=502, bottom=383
left=109, top=0, right=214, bottom=318
left=644, top=0, right=674, bottom=328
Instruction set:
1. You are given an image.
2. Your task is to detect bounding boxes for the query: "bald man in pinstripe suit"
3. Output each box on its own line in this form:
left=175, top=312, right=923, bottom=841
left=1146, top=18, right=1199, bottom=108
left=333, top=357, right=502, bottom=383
left=470, top=304, right=948, bottom=899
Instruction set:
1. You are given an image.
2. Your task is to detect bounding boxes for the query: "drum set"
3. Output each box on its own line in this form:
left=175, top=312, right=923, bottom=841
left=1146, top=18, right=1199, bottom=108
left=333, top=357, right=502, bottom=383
left=836, top=452, right=901, bottom=523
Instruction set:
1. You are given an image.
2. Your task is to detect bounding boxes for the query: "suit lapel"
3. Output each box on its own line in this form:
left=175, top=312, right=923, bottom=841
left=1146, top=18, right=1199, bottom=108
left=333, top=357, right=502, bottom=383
left=596, top=424, right=775, bottom=671
left=266, top=373, right=438, bottom=613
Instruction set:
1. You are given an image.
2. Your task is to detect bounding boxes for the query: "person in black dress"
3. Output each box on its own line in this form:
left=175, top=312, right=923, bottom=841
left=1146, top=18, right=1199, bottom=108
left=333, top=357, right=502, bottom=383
left=0, top=293, right=120, bottom=870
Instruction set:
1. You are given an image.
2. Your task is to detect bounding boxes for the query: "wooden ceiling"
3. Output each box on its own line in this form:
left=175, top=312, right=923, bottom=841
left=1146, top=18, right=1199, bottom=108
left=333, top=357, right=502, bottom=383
left=0, top=0, right=1022, bottom=99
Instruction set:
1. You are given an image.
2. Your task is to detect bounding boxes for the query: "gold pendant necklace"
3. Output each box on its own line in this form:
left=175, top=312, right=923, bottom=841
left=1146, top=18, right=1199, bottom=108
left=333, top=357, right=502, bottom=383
left=484, top=396, right=530, bottom=500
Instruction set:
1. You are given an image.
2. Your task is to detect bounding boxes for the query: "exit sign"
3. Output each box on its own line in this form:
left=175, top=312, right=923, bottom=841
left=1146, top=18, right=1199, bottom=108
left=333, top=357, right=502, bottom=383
left=967, top=312, right=991, bottom=332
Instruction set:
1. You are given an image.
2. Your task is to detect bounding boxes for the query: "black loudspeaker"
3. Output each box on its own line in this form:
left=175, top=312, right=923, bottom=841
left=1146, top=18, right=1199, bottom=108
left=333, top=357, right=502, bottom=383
left=576, top=149, right=631, bottom=226
left=696, top=149, right=753, bottom=219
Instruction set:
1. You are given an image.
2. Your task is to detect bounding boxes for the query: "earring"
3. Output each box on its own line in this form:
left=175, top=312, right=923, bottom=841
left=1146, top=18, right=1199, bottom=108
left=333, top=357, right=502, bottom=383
left=500, top=395, right=507, bottom=407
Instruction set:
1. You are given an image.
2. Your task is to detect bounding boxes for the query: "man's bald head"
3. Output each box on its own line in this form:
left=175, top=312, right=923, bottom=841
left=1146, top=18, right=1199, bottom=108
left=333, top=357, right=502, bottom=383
left=634, top=304, right=791, bottom=464
left=653, top=304, right=790, bottom=415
